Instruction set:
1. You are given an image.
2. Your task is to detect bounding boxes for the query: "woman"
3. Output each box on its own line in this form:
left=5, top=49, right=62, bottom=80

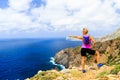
left=69, top=28, right=103, bottom=73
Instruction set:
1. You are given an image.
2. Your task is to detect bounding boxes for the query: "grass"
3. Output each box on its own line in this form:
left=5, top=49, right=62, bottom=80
left=97, top=71, right=109, bottom=78
left=110, top=64, right=120, bottom=74
left=106, top=54, right=116, bottom=66
left=70, top=69, right=82, bottom=77
left=115, top=37, right=120, bottom=40
left=30, top=70, right=62, bottom=80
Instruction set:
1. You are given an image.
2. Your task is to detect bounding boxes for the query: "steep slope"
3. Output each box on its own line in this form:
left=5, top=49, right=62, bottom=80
left=97, top=28, right=120, bottom=42
left=27, top=64, right=120, bottom=80
left=27, top=28, right=120, bottom=80
left=54, top=38, right=120, bottom=68
left=54, top=47, right=81, bottom=68
left=28, top=39, right=120, bottom=80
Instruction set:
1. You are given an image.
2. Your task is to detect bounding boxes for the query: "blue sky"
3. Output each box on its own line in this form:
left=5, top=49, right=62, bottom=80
left=0, top=0, right=120, bottom=38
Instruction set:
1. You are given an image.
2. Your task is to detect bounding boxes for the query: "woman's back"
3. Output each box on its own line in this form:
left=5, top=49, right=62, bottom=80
left=82, top=35, right=91, bottom=49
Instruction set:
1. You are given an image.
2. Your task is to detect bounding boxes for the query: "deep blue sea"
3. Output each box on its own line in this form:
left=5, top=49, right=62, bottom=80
left=0, top=38, right=81, bottom=80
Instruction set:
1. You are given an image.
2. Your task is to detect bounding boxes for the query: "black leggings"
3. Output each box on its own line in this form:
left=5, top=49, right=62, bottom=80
left=81, top=48, right=96, bottom=56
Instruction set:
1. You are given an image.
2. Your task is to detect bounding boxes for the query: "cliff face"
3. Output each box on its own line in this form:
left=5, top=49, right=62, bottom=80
left=97, top=28, right=120, bottom=42
left=28, top=28, right=120, bottom=80
left=54, top=38, right=120, bottom=68
left=54, top=47, right=81, bottom=68
left=94, top=39, right=120, bottom=65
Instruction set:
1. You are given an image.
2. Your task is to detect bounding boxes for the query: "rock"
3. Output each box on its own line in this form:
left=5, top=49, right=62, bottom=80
left=25, top=78, right=30, bottom=80
left=96, top=28, right=120, bottom=42
left=54, top=47, right=81, bottom=68
left=117, top=71, right=120, bottom=78
left=107, top=74, right=119, bottom=80
left=56, top=76, right=64, bottom=80
left=68, top=64, right=73, bottom=69
left=38, top=70, right=42, bottom=74
left=60, top=69, right=70, bottom=74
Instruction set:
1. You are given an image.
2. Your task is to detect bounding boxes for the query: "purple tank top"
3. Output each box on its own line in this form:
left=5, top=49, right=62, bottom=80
left=82, top=35, right=91, bottom=49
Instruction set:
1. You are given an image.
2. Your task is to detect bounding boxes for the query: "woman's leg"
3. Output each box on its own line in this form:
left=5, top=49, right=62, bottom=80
left=95, top=51, right=100, bottom=64
left=81, top=56, right=86, bottom=70
left=95, top=50, right=103, bottom=68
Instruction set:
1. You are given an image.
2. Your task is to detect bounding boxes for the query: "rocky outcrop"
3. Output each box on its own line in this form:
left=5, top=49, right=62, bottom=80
left=94, top=39, right=120, bottom=65
left=97, top=28, right=120, bottom=42
left=54, top=47, right=81, bottom=68
left=28, top=64, right=120, bottom=80
left=28, top=28, right=120, bottom=80
left=54, top=38, right=120, bottom=68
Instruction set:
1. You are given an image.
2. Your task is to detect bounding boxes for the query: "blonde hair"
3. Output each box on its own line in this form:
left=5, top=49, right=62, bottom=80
left=83, top=28, right=88, bottom=34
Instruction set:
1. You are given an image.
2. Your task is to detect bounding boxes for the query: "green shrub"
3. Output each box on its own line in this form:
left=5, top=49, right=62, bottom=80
left=30, top=71, right=62, bottom=80
left=115, top=37, right=120, bottom=40
left=110, top=64, right=120, bottom=74
left=97, top=71, right=109, bottom=78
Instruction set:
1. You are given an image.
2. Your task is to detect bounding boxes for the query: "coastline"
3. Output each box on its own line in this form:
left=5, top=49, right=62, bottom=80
left=49, top=57, right=66, bottom=70
left=27, top=38, right=120, bottom=80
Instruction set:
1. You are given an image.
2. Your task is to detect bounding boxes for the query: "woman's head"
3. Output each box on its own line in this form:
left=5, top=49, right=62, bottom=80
left=82, top=28, right=88, bottom=35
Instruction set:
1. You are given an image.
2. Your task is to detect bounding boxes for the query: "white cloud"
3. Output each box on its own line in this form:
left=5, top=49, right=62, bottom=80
left=32, top=0, right=120, bottom=31
left=112, top=0, right=120, bottom=8
left=0, top=0, right=120, bottom=38
left=8, top=0, right=32, bottom=11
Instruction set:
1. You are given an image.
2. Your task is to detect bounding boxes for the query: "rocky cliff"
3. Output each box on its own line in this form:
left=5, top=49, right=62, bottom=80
left=54, top=38, right=120, bottom=68
left=27, top=64, right=120, bottom=80
left=97, top=28, right=120, bottom=42
left=28, top=28, right=120, bottom=80
left=54, top=47, right=81, bottom=68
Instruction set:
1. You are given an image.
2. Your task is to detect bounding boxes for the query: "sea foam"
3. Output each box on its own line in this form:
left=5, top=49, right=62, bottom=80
left=49, top=57, right=65, bottom=70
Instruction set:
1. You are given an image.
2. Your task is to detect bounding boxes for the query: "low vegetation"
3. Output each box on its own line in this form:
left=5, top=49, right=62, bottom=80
left=110, top=64, right=120, bottom=74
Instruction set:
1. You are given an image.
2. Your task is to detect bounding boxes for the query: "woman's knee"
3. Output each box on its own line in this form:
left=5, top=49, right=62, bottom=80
left=81, top=60, right=85, bottom=65
left=95, top=51, right=99, bottom=55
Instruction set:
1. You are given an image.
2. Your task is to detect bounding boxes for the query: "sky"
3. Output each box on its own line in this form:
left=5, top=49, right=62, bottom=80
left=0, top=0, right=120, bottom=38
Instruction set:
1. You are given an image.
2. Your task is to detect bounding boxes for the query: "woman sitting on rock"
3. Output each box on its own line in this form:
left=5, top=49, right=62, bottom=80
left=69, top=28, right=103, bottom=73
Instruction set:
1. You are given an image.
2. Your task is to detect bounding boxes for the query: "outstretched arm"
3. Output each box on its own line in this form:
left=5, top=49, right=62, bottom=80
left=68, top=35, right=83, bottom=40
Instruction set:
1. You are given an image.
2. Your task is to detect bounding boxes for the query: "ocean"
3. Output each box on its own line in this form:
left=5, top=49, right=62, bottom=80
left=0, top=38, right=81, bottom=80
